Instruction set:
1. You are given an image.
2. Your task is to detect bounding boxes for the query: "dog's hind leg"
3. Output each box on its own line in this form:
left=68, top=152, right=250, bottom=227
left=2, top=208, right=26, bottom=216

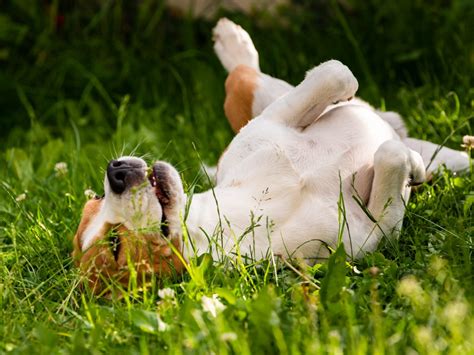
left=213, top=19, right=411, bottom=134
left=403, top=137, right=470, bottom=175
left=214, top=18, right=294, bottom=132
left=223, top=65, right=293, bottom=132
left=352, top=140, right=425, bottom=257
left=213, top=18, right=356, bottom=130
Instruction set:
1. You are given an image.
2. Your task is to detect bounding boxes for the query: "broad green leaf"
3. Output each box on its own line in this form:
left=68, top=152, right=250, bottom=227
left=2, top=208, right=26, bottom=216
left=320, top=243, right=347, bottom=308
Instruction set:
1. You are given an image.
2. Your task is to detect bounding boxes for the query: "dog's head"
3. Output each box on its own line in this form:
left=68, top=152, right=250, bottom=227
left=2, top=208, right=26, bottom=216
left=73, top=157, right=186, bottom=294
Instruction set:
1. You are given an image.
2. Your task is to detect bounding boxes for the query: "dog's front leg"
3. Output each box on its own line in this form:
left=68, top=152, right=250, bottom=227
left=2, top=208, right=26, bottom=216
left=403, top=137, right=470, bottom=176
left=259, top=60, right=358, bottom=128
left=355, top=140, right=426, bottom=255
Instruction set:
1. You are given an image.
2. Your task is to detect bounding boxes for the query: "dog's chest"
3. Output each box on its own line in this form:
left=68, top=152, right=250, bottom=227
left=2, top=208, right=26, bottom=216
left=217, top=120, right=352, bottom=194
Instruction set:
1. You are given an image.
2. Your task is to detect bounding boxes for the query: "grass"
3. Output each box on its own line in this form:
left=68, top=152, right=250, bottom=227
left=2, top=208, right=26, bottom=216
left=1, top=0, right=473, bottom=353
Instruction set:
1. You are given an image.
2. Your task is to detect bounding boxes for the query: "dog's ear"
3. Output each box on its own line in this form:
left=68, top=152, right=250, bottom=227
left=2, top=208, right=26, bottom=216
left=72, top=198, right=103, bottom=265
left=79, top=224, right=122, bottom=294
left=152, top=162, right=185, bottom=240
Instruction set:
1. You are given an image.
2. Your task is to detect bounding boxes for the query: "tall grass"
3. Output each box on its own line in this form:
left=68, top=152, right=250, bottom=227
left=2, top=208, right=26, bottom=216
left=1, top=1, right=473, bottom=353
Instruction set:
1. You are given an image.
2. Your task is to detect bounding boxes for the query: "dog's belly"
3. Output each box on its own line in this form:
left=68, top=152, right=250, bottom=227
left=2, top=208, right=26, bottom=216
left=217, top=104, right=397, bottom=199
left=192, top=105, right=398, bottom=259
left=187, top=185, right=347, bottom=260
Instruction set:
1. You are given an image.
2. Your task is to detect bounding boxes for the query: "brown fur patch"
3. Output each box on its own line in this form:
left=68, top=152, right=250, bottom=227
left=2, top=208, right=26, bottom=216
left=78, top=223, right=122, bottom=292
left=224, top=64, right=258, bottom=133
left=72, top=199, right=102, bottom=264
left=75, top=220, right=185, bottom=294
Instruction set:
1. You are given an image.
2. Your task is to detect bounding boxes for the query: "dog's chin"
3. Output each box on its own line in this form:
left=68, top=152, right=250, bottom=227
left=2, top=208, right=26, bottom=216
left=100, top=179, right=163, bottom=235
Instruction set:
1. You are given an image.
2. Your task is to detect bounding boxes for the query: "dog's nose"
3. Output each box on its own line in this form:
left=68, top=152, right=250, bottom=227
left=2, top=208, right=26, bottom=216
left=107, top=159, right=144, bottom=194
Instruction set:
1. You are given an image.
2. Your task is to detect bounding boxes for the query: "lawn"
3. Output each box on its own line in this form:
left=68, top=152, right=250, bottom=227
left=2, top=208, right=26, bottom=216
left=0, top=1, right=473, bottom=353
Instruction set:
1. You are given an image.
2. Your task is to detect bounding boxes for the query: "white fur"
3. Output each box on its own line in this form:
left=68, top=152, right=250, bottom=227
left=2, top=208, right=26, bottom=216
left=183, top=64, right=424, bottom=260
left=90, top=63, right=425, bottom=262
left=194, top=20, right=468, bottom=260
left=82, top=19, right=471, bottom=265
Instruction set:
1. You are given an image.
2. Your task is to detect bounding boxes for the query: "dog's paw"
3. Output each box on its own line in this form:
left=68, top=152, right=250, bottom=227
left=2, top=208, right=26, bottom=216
left=213, top=18, right=260, bottom=73
left=407, top=149, right=426, bottom=186
left=305, top=60, right=358, bottom=104
left=375, top=140, right=426, bottom=186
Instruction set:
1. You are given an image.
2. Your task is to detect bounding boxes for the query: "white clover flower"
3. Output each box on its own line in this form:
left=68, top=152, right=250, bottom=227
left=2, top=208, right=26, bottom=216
left=397, top=275, right=430, bottom=312
left=201, top=294, right=226, bottom=318
left=220, top=332, right=237, bottom=342
left=84, top=189, right=96, bottom=199
left=158, top=287, right=175, bottom=300
left=414, top=326, right=433, bottom=345
left=461, top=135, right=474, bottom=149
left=397, top=276, right=424, bottom=299
left=54, top=162, right=68, bottom=177
left=328, top=330, right=342, bottom=343
left=15, top=193, right=26, bottom=202
left=442, top=301, right=469, bottom=325
left=157, top=317, right=169, bottom=332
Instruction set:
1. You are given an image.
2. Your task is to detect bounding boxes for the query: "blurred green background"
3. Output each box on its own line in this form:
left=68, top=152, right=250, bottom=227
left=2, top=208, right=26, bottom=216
left=0, top=1, right=473, bottom=353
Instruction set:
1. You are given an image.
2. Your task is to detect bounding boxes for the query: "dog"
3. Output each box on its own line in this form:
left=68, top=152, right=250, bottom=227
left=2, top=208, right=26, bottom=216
left=73, top=18, right=471, bottom=293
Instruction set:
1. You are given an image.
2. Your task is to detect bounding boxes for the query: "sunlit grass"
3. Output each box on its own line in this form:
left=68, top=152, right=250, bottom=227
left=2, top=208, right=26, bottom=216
left=1, top=1, right=473, bottom=353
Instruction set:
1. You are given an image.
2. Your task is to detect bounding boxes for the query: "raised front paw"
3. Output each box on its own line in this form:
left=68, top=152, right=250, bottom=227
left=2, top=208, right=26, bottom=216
left=305, top=60, right=359, bottom=104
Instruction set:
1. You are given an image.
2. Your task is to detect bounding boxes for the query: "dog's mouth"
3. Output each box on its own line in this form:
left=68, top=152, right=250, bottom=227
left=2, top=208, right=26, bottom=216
left=148, top=164, right=161, bottom=200
left=105, top=158, right=182, bottom=239
left=148, top=165, right=158, bottom=188
left=148, top=164, right=170, bottom=237
left=147, top=163, right=173, bottom=207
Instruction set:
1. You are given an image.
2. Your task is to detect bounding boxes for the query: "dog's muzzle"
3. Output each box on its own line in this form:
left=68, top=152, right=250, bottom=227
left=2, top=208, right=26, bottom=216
left=107, top=159, right=146, bottom=194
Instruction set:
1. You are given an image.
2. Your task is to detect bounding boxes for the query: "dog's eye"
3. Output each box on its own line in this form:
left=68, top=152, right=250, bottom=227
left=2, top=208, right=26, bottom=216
left=94, top=194, right=105, bottom=200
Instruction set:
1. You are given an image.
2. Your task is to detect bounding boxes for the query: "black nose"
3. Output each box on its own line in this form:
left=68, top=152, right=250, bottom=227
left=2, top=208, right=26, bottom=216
left=107, top=159, right=144, bottom=194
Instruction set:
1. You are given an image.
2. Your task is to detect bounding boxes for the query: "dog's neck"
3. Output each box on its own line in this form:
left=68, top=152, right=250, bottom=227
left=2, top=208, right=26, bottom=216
left=178, top=190, right=221, bottom=260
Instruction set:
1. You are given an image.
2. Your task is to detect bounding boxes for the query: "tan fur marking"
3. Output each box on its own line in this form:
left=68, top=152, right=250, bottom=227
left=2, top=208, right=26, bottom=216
left=224, top=64, right=258, bottom=133
left=79, top=223, right=120, bottom=292
left=72, top=199, right=102, bottom=264
left=75, top=220, right=185, bottom=294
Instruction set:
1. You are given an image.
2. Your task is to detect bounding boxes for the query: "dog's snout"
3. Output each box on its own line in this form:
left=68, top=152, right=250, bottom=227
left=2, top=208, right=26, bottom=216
left=107, top=160, right=129, bottom=194
left=107, top=159, right=145, bottom=194
left=111, top=160, right=126, bottom=168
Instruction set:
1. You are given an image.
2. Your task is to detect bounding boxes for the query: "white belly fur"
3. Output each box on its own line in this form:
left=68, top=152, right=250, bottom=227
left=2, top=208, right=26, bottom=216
left=185, top=105, right=398, bottom=260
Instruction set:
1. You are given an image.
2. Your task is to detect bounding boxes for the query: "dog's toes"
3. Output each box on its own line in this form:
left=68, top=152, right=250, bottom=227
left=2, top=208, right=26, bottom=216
left=408, top=150, right=427, bottom=187
left=213, top=18, right=260, bottom=72
left=212, top=18, right=232, bottom=40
